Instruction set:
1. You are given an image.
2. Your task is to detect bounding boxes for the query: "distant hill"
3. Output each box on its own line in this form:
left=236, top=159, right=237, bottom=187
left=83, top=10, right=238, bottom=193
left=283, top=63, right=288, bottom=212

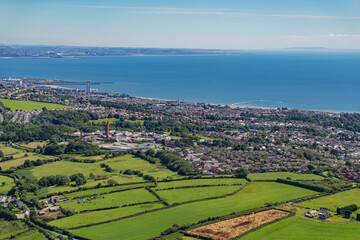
left=0, top=45, right=244, bottom=58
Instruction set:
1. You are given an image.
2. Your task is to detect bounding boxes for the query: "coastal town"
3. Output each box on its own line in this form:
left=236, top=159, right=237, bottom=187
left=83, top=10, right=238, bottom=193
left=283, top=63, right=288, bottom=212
left=1, top=76, right=360, bottom=181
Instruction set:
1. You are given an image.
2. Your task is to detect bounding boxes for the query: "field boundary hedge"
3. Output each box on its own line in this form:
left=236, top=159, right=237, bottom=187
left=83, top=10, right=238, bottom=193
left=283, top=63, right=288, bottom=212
left=146, top=187, right=169, bottom=206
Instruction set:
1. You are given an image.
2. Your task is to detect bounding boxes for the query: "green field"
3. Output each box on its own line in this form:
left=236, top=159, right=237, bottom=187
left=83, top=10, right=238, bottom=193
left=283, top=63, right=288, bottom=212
left=248, top=172, right=323, bottom=181
left=0, top=220, right=26, bottom=239
left=0, top=98, right=75, bottom=111
left=89, top=118, right=119, bottom=124
left=49, top=202, right=165, bottom=229
left=157, top=185, right=242, bottom=204
left=241, top=217, right=360, bottom=240
left=298, top=188, right=360, bottom=212
left=155, top=178, right=247, bottom=190
left=0, top=152, right=53, bottom=170
left=16, top=155, right=179, bottom=181
left=72, top=182, right=317, bottom=240
left=0, top=175, right=15, bottom=194
left=103, top=155, right=180, bottom=180
left=15, top=230, right=47, bottom=240
left=0, top=145, right=22, bottom=156
left=60, top=188, right=158, bottom=213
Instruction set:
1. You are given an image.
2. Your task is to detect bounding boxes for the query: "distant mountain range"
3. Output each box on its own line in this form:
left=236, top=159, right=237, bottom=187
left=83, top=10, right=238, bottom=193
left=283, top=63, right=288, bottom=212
left=0, top=45, right=244, bottom=58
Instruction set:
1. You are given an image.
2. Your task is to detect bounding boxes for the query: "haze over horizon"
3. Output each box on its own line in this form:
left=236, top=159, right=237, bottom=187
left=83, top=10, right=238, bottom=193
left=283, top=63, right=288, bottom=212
left=1, top=0, right=360, bottom=49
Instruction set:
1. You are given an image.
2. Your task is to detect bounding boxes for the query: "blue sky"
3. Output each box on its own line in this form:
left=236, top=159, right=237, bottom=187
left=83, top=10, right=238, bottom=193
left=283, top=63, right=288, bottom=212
left=1, top=0, right=360, bottom=49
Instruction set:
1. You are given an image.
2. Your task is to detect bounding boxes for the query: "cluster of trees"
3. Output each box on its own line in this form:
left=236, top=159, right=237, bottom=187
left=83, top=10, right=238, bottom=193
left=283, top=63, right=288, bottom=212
left=276, top=178, right=352, bottom=192
left=70, top=173, right=87, bottom=186
left=337, top=204, right=358, bottom=218
left=135, top=150, right=157, bottom=164
left=44, top=140, right=101, bottom=156
left=100, top=163, right=113, bottom=172
left=291, top=150, right=324, bottom=161
left=31, top=109, right=97, bottom=129
left=235, top=168, right=249, bottom=178
left=0, top=124, right=73, bottom=142
left=38, top=173, right=87, bottom=187
left=156, top=151, right=200, bottom=175
left=122, top=169, right=156, bottom=182
left=38, top=175, right=70, bottom=187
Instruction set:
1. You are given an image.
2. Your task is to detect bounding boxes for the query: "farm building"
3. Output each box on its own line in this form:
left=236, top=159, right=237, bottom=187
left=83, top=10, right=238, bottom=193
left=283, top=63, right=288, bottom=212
left=50, top=196, right=61, bottom=203
left=305, top=210, right=318, bottom=218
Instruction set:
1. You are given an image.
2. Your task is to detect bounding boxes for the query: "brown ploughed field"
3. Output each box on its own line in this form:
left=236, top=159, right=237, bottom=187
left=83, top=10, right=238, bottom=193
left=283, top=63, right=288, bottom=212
left=187, top=209, right=289, bottom=240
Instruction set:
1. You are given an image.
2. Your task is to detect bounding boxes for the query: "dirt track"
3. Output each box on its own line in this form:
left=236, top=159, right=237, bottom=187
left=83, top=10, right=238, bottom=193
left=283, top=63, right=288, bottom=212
left=188, top=210, right=288, bottom=240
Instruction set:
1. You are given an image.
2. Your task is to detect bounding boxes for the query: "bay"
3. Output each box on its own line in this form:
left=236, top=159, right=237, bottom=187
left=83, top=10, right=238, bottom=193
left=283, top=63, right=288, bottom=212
left=0, top=52, right=359, bottom=112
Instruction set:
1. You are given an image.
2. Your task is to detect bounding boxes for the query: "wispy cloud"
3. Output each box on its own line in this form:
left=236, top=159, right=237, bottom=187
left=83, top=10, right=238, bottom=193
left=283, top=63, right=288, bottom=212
left=288, top=34, right=360, bottom=41
left=321, top=33, right=360, bottom=38
left=81, top=5, right=360, bottom=19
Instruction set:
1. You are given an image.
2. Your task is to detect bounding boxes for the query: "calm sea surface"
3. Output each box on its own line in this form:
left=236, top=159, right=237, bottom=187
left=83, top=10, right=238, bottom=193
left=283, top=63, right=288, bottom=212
left=0, top=52, right=359, bottom=112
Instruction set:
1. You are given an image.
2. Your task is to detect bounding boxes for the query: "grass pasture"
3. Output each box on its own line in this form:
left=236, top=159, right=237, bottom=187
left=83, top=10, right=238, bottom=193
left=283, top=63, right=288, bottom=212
left=89, top=118, right=119, bottom=124
left=155, top=178, right=247, bottom=190
left=0, top=98, right=75, bottom=111
left=0, top=220, right=27, bottom=239
left=241, top=217, right=360, bottom=240
left=248, top=172, right=323, bottom=181
left=103, top=155, right=180, bottom=180
left=15, top=230, right=47, bottom=240
left=60, top=188, right=157, bottom=213
left=157, top=185, right=242, bottom=205
left=21, top=141, right=47, bottom=149
left=49, top=202, right=165, bottom=229
left=16, top=154, right=179, bottom=182
left=0, top=152, right=52, bottom=170
left=72, top=182, right=317, bottom=240
left=0, top=175, right=15, bottom=194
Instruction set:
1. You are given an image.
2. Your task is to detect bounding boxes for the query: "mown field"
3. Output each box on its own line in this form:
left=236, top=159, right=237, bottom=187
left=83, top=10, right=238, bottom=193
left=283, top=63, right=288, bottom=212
left=155, top=178, right=247, bottom=190
left=248, top=172, right=323, bottom=181
left=298, top=188, right=360, bottom=212
left=157, top=185, right=242, bottom=204
left=0, top=98, right=75, bottom=111
left=59, top=188, right=158, bottom=213
left=241, top=217, right=360, bottom=240
left=0, top=175, right=15, bottom=194
left=49, top=202, right=165, bottom=229
left=72, top=182, right=317, bottom=240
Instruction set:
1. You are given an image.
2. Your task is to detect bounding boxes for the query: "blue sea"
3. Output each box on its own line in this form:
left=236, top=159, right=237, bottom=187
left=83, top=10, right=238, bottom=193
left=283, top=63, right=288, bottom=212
left=0, top=51, right=360, bottom=112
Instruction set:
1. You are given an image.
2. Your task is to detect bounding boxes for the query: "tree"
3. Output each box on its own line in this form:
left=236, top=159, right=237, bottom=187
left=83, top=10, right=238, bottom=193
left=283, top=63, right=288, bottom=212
left=344, top=210, right=352, bottom=219
left=235, top=167, right=249, bottom=178
left=307, top=164, right=315, bottom=171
